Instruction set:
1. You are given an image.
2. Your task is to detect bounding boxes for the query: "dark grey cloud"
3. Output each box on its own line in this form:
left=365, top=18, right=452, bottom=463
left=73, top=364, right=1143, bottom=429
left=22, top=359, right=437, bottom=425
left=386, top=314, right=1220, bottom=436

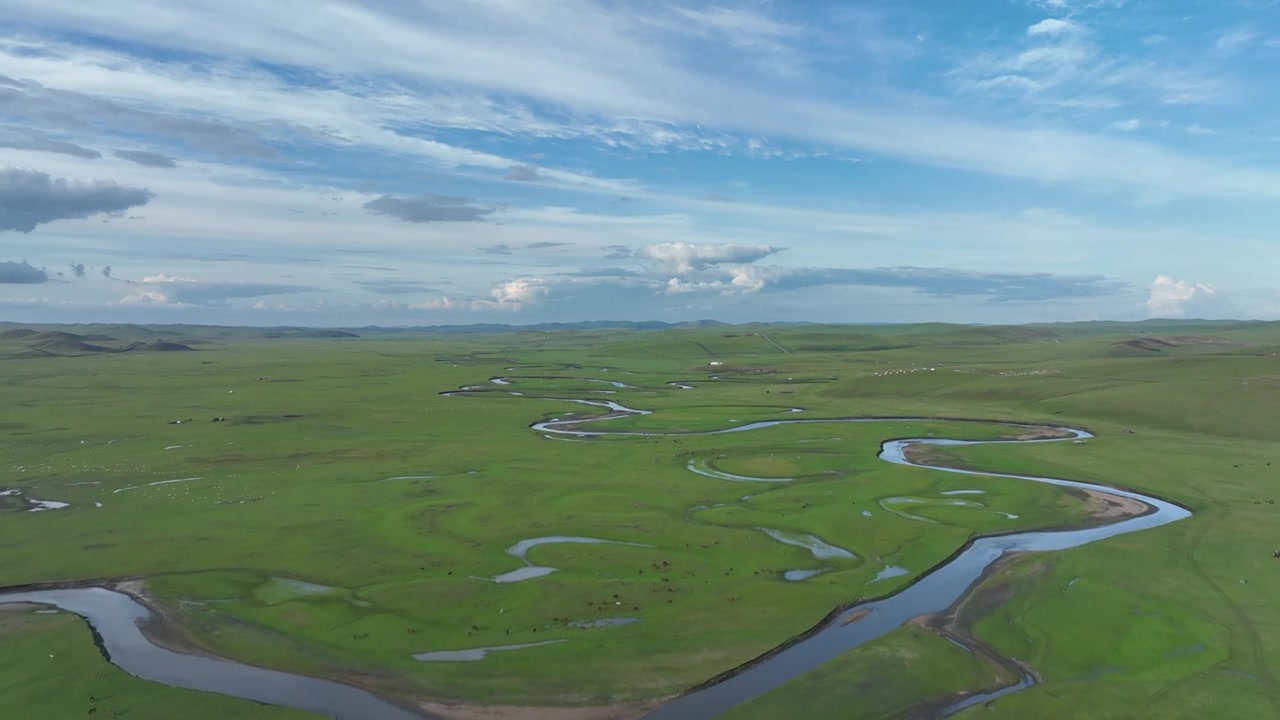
left=68, top=262, right=86, bottom=277
left=503, top=164, right=542, bottom=181
left=101, top=265, right=112, bottom=278
left=483, top=242, right=568, bottom=255
left=0, top=260, right=47, bottom=284
left=0, top=168, right=153, bottom=233
left=363, top=193, right=497, bottom=224
left=604, top=244, right=633, bottom=260
left=695, top=193, right=735, bottom=203
left=0, top=75, right=278, bottom=159
left=114, top=150, right=177, bottom=168
left=766, top=266, right=1126, bottom=302
left=356, top=279, right=437, bottom=295
left=0, top=126, right=101, bottom=159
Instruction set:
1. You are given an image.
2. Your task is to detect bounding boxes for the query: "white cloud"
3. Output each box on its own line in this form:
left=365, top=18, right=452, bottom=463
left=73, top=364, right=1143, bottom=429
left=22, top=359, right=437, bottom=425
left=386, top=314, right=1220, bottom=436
left=408, top=296, right=461, bottom=311
left=1185, top=124, right=1219, bottom=136
left=0, top=1, right=1272, bottom=326
left=427, top=278, right=550, bottom=311
left=118, top=288, right=174, bottom=305
left=0, top=41, right=641, bottom=195
left=0, top=3, right=1274, bottom=202
left=1027, top=19, right=1081, bottom=36
left=1214, top=28, right=1259, bottom=55
left=140, top=273, right=194, bottom=283
left=953, top=14, right=1231, bottom=116
left=487, top=278, right=546, bottom=307
left=120, top=273, right=315, bottom=305
left=673, top=6, right=798, bottom=44
left=1030, top=0, right=1132, bottom=9
left=662, top=263, right=773, bottom=295
left=1144, top=275, right=1216, bottom=317
left=637, top=242, right=783, bottom=274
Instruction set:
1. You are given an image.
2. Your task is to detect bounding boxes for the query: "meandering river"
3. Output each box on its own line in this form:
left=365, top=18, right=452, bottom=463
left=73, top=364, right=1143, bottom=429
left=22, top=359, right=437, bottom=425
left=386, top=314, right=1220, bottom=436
left=0, top=587, right=422, bottom=720
left=0, top=382, right=1191, bottom=719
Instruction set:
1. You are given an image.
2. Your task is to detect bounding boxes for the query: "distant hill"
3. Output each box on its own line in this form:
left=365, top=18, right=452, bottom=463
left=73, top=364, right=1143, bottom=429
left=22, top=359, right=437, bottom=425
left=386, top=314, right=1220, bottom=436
left=387, top=319, right=728, bottom=335
left=1114, top=337, right=1174, bottom=352
left=1, top=320, right=733, bottom=341
left=262, top=328, right=359, bottom=339
left=133, top=341, right=195, bottom=352
left=31, top=337, right=119, bottom=355
left=29, top=331, right=89, bottom=342
left=0, top=328, right=131, bottom=357
left=0, top=319, right=1273, bottom=357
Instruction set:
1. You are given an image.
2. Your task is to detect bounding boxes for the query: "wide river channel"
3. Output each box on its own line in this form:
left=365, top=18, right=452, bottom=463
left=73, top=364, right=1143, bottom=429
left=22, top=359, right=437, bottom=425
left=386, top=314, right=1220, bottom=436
left=0, top=391, right=1191, bottom=719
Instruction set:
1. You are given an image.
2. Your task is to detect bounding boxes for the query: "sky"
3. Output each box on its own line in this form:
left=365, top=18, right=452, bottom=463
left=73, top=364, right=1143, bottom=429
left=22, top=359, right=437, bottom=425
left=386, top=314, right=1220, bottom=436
left=0, top=0, right=1276, bottom=327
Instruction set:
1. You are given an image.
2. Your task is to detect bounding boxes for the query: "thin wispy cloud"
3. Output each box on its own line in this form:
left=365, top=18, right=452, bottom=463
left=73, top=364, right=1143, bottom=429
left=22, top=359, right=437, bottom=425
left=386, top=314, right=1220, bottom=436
left=503, top=164, right=542, bottom=182
left=0, top=126, right=101, bottom=159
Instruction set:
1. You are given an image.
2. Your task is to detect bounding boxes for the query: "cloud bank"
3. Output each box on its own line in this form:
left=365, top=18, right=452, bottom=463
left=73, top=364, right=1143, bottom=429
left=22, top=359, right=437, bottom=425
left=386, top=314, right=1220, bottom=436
left=363, top=193, right=499, bottom=224
left=638, top=242, right=783, bottom=273
left=0, top=168, right=152, bottom=232
left=0, top=260, right=47, bottom=284
left=114, top=149, right=178, bottom=168
left=121, top=274, right=316, bottom=305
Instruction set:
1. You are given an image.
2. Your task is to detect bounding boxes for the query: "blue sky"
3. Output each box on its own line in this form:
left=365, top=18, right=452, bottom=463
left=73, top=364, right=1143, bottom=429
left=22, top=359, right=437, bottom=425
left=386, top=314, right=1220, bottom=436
left=0, top=0, right=1276, bottom=325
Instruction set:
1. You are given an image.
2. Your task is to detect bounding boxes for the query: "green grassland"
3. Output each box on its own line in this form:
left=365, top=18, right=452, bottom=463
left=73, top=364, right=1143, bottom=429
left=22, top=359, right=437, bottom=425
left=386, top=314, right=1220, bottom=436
left=0, top=319, right=1278, bottom=718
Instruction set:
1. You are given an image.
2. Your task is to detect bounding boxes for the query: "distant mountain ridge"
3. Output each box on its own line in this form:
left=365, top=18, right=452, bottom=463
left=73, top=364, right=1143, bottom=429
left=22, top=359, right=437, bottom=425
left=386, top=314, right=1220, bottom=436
left=0, top=318, right=1270, bottom=354
left=0, top=319, right=735, bottom=340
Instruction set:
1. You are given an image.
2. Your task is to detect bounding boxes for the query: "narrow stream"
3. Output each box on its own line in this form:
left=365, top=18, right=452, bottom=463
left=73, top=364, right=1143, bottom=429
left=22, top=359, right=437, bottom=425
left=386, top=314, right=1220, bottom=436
left=0, top=382, right=1192, bottom=720
left=491, top=536, right=652, bottom=583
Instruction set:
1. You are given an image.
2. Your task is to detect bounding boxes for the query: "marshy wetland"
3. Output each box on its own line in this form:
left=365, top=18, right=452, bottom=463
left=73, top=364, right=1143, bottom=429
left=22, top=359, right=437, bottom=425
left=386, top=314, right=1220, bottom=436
left=1, top=320, right=1278, bottom=719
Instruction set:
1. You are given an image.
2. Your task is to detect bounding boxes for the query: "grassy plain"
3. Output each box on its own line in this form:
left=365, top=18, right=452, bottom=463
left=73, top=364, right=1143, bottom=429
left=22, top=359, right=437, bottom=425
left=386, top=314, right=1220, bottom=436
left=0, top=320, right=1278, bottom=718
